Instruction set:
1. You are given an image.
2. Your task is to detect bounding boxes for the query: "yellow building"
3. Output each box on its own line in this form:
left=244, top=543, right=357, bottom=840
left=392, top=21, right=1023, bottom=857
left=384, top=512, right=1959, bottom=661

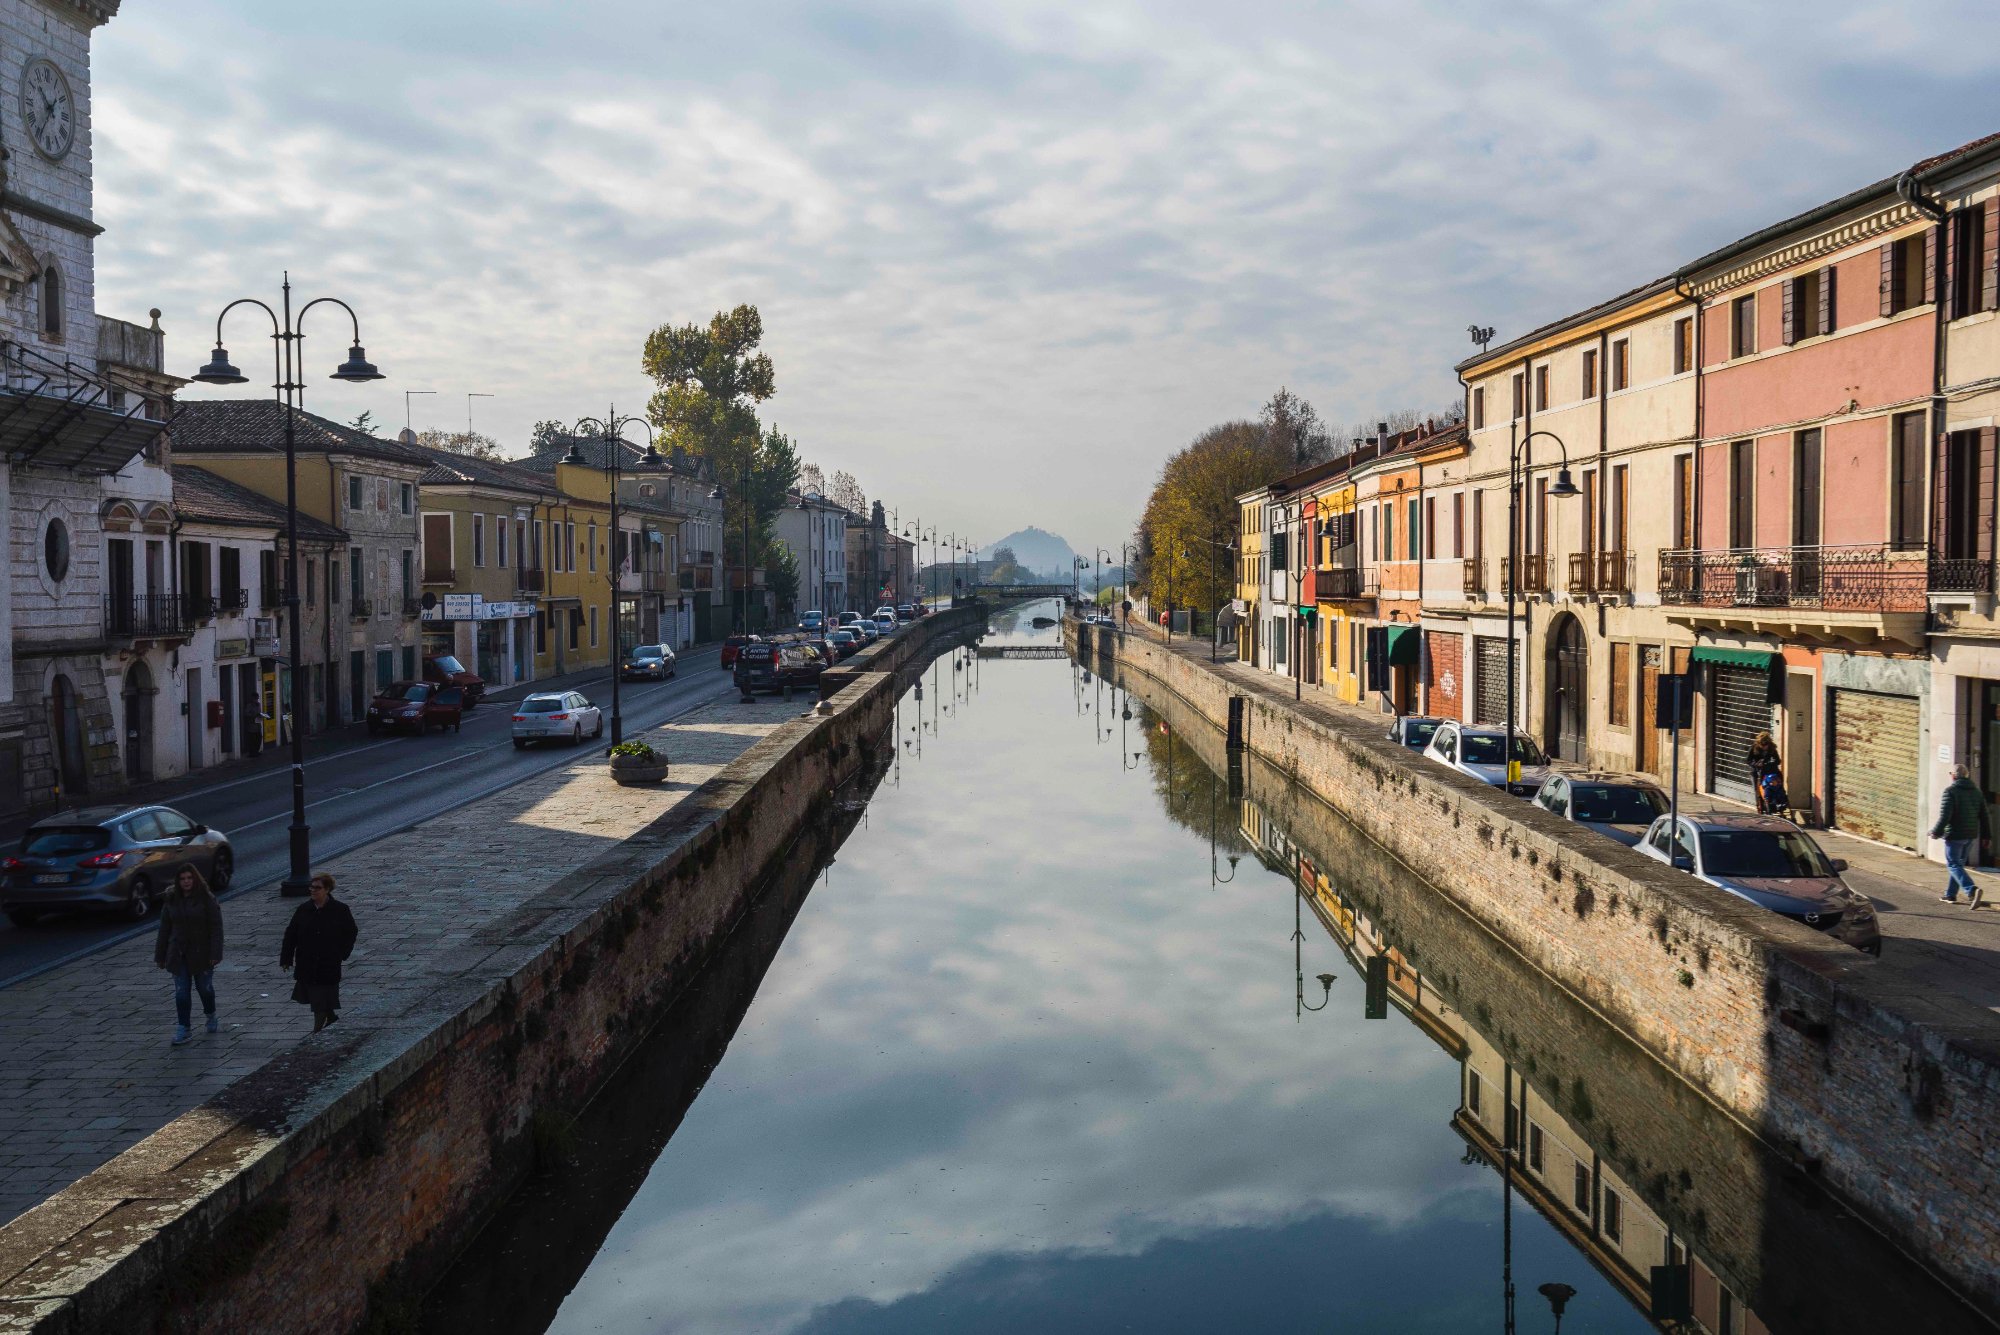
left=1234, top=486, right=1268, bottom=662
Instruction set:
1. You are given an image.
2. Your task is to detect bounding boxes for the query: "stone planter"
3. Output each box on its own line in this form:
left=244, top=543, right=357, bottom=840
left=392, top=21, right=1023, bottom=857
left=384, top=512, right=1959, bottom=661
left=609, top=752, right=670, bottom=786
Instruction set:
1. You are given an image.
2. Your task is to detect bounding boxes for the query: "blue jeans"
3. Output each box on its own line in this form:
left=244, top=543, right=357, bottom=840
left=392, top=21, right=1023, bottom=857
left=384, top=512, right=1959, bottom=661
left=173, top=968, right=215, bottom=1028
left=1945, top=839, right=1980, bottom=901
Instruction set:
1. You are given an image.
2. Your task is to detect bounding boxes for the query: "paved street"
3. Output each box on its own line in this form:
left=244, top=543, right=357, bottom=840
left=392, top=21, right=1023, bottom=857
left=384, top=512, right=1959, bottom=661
left=0, top=649, right=731, bottom=986
left=0, top=688, right=803, bottom=1227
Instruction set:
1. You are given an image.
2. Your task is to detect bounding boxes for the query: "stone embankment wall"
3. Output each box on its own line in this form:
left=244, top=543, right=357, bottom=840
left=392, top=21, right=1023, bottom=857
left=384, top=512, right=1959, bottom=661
left=1073, top=620, right=2000, bottom=1315
left=0, top=614, right=969, bottom=1335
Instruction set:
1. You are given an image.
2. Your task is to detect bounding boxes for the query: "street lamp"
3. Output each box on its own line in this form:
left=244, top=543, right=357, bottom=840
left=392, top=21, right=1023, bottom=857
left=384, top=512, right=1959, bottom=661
left=1537, top=1282, right=1577, bottom=1334
left=565, top=409, right=660, bottom=746
left=1293, top=883, right=1335, bottom=1017
left=1506, top=428, right=1580, bottom=786
left=192, top=273, right=383, bottom=898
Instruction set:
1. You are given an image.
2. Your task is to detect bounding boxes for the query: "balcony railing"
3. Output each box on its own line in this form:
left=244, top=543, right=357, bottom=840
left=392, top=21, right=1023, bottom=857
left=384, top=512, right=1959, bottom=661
left=517, top=567, right=545, bottom=594
left=1566, top=550, right=1633, bottom=596
left=1658, top=544, right=1928, bottom=612
left=217, top=586, right=249, bottom=614
left=1463, top=558, right=1482, bottom=599
left=1930, top=556, right=1994, bottom=594
left=1501, top=555, right=1549, bottom=596
left=642, top=570, right=677, bottom=593
left=351, top=597, right=374, bottom=620
left=107, top=594, right=188, bottom=640
left=182, top=591, right=217, bottom=623
left=1318, top=567, right=1375, bottom=600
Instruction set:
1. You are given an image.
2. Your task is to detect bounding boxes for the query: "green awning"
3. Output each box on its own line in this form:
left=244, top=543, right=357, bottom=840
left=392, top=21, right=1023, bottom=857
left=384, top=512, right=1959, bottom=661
left=1386, top=624, right=1420, bottom=666
left=1688, top=646, right=1780, bottom=671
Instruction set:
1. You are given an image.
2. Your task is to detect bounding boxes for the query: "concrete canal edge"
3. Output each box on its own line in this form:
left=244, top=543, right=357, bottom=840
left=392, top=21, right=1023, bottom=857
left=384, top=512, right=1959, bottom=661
left=0, top=607, right=983, bottom=1335
left=1072, top=620, right=2000, bottom=1316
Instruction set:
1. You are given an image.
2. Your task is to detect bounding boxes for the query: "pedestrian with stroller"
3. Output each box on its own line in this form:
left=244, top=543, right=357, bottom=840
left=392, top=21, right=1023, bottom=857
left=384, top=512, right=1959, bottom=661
left=280, top=871, right=358, bottom=1032
left=155, top=865, right=223, bottom=1046
left=1932, top=764, right=1990, bottom=907
left=1747, top=732, right=1786, bottom=816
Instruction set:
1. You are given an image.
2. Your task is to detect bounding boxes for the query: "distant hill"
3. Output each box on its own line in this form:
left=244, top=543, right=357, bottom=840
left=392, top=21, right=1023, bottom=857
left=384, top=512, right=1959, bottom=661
left=979, top=527, right=1076, bottom=580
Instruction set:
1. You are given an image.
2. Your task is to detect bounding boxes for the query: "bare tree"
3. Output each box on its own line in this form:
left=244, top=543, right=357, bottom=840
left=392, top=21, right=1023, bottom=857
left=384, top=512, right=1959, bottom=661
left=415, top=428, right=504, bottom=461
left=831, top=469, right=866, bottom=515
left=1261, top=387, right=1333, bottom=465
left=799, top=461, right=828, bottom=496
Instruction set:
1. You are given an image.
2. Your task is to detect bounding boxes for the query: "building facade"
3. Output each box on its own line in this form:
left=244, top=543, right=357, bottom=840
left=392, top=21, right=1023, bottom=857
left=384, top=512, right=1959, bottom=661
left=771, top=490, right=848, bottom=618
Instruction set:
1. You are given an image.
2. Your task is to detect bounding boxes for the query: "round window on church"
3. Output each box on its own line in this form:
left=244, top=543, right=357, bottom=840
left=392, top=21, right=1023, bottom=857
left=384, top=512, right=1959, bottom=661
left=43, top=517, right=69, bottom=581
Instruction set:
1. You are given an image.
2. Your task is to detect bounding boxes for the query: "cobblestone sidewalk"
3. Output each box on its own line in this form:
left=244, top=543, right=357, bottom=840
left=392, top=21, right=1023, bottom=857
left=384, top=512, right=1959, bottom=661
left=0, top=694, right=803, bottom=1225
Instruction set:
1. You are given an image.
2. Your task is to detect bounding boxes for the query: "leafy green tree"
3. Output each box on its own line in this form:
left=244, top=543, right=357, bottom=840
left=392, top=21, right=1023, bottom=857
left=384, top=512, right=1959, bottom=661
left=1138, top=419, right=1291, bottom=612
left=530, top=420, right=573, bottom=453
left=349, top=409, right=377, bottom=435
left=641, top=304, right=775, bottom=468
left=415, top=428, right=505, bottom=462
left=767, top=543, right=801, bottom=621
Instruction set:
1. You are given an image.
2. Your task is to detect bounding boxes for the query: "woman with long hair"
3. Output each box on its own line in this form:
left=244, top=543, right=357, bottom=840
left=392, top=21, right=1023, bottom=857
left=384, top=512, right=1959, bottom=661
left=154, top=864, right=223, bottom=1046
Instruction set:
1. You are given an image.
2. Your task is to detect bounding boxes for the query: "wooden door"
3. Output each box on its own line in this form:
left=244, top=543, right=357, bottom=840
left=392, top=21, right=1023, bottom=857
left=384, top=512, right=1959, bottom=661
left=1638, top=646, right=1662, bottom=777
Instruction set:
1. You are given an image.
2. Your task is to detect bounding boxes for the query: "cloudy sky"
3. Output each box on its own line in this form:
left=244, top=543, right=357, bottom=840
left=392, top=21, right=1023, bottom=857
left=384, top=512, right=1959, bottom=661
left=93, top=0, right=2000, bottom=552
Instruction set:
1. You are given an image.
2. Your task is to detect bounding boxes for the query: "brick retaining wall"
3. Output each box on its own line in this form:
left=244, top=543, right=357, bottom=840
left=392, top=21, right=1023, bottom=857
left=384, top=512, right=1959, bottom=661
left=1074, top=619, right=2000, bottom=1315
left=0, top=614, right=972, bottom=1334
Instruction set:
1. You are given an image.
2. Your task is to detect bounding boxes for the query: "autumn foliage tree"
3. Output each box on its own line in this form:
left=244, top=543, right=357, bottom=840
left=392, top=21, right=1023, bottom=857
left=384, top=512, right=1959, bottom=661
left=1136, top=419, right=1292, bottom=614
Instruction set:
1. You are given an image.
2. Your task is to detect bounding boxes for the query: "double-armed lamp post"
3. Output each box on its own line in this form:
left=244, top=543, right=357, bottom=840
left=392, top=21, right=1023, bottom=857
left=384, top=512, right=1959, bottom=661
left=192, top=274, right=384, bottom=898
left=564, top=410, right=660, bottom=746
left=1505, top=427, right=1579, bottom=785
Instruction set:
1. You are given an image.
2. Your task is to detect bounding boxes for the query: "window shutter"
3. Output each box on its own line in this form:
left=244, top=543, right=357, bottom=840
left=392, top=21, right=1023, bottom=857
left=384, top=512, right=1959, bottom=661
left=1819, top=265, right=1836, bottom=334
left=1781, top=278, right=1798, bottom=345
left=1947, top=214, right=1963, bottom=318
left=1982, top=427, right=1999, bottom=565
left=1934, top=426, right=1952, bottom=555
left=1985, top=200, right=1999, bottom=314
left=1880, top=242, right=1897, bottom=318
left=1925, top=225, right=1939, bottom=305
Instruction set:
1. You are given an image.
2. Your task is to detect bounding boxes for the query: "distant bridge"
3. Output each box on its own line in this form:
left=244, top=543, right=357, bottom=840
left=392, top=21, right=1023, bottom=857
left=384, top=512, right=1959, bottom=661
left=972, top=584, right=1074, bottom=600
left=976, top=645, right=1069, bottom=659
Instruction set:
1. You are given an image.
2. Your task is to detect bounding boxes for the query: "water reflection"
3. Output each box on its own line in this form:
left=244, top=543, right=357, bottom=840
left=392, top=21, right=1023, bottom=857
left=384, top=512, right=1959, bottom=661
left=429, top=607, right=1973, bottom=1333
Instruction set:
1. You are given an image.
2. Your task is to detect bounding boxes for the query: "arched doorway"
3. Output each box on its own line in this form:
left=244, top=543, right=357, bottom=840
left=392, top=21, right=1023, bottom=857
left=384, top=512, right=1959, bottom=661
left=1547, top=614, right=1587, bottom=764
left=122, top=660, right=155, bottom=785
left=49, top=674, right=88, bottom=800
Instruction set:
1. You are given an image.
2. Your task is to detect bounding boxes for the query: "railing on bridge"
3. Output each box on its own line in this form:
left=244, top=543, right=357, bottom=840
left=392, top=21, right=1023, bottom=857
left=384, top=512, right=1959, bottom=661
left=971, top=584, right=1074, bottom=599
left=976, top=644, right=1069, bottom=659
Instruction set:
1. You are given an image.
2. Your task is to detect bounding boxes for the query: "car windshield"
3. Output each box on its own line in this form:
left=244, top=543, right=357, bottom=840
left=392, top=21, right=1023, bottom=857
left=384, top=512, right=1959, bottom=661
left=20, top=826, right=109, bottom=856
left=432, top=655, right=466, bottom=675
left=1700, top=829, right=1835, bottom=879
left=1571, top=784, right=1668, bottom=824
left=379, top=683, right=430, bottom=702
left=520, top=697, right=565, bottom=713
left=1400, top=721, right=1440, bottom=747
left=630, top=646, right=665, bottom=660
left=1458, top=733, right=1542, bottom=765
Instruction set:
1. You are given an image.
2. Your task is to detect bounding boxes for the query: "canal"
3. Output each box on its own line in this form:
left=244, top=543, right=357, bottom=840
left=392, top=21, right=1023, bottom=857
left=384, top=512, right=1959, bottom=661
left=425, top=601, right=1984, bottom=1334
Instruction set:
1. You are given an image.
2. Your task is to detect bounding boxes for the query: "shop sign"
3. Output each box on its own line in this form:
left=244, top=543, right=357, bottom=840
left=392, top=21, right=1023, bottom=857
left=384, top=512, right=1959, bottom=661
left=217, top=637, right=251, bottom=659
left=441, top=593, right=478, bottom=620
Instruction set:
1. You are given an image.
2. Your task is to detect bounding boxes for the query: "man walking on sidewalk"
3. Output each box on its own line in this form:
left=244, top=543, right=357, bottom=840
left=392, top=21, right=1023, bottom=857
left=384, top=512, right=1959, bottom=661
left=1932, top=764, right=1990, bottom=907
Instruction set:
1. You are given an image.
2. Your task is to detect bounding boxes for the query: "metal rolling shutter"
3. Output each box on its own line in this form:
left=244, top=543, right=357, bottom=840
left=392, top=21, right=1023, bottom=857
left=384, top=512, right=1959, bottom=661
left=1830, top=690, right=1920, bottom=851
left=1475, top=636, right=1510, bottom=725
left=1708, top=666, right=1770, bottom=804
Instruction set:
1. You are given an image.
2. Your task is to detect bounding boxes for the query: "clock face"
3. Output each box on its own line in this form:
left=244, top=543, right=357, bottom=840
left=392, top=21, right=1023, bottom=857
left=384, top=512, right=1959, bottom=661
left=21, top=58, right=73, bottom=161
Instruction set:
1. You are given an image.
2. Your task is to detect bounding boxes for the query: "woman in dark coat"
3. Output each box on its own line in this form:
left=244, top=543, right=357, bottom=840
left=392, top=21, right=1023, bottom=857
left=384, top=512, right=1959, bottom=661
left=155, top=864, right=224, bottom=1046
left=280, top=871, right=358, bottom=1032
left=1747, top=730, right=1785, bottom=814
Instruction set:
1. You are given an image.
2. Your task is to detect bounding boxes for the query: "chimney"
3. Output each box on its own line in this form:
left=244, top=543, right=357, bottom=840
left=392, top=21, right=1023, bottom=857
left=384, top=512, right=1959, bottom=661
left=1376, top=421, right=1388, bottom=450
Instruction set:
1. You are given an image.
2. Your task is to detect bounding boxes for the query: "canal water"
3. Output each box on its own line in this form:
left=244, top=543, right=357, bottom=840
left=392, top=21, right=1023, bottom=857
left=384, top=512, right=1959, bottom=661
left=426, top=601, right=1982, bottom=1334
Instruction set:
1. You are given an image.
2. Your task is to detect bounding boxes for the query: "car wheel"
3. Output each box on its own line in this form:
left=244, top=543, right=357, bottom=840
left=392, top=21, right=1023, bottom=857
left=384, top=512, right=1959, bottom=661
left=210, top=849, right=233, bottom=892
left=571, top=724, right=583, bottom=746
left=125, top=875, right=153, bottom=920
left=5, top=908, right=41, bottom=928
left=593, top=715, right=604, bottom=739
left=513, top=738, right=529, bottom=750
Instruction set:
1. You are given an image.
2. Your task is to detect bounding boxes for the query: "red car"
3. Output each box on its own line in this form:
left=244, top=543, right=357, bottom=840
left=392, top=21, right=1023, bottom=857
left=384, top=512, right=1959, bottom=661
left=424, top=653, right=484, bottom=707
left=720, top=635, right=751, bottom=668
left=366, top=681, right=464, bottom=735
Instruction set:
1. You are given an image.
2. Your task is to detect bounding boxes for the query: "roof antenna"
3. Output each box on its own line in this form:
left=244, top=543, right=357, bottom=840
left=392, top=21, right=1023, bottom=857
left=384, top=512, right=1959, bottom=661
left=1469, top=324, right=1495, bottom=354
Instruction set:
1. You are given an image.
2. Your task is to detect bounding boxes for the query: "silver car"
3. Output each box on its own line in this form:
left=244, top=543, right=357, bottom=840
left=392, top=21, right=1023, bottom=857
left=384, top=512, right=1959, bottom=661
left=510, top=691, right=604, bottom=748
left=1420, top=721, right=1553, bottom=797
left=1636, top=812, right=1880, bottom=954
left=1, top=804, right=234, bottom=925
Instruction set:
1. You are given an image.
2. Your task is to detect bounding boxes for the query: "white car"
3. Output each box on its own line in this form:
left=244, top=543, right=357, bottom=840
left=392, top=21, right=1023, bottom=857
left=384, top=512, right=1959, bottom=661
left=873, top=615, right=897, bottom=635
left=1420, top=721, right=1554, bottom=797
left=511, top=691, right=604, bottom=748
left=874, top=605, right=899, bottom=623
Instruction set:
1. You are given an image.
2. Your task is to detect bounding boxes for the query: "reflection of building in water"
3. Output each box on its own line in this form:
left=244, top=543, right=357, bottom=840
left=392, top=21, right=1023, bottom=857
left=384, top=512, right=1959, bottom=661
left=1243, top=796, right=1764, bottom=1335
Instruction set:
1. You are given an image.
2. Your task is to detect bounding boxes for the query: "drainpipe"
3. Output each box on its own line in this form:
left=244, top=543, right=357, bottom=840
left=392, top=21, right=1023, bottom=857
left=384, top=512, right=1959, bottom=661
left=1900, top=168, right=1953, bottom=844
left=1597, top=329, right=1611, bottom=642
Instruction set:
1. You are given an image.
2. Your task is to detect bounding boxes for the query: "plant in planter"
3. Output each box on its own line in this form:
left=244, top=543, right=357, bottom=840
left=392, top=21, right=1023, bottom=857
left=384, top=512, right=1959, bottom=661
left=607, top=740, right=670, bottom=786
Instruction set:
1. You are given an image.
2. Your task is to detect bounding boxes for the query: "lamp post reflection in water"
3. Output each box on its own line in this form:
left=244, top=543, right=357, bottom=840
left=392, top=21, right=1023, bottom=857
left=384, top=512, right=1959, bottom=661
left=1293, top=884, right=1335, bottom=1018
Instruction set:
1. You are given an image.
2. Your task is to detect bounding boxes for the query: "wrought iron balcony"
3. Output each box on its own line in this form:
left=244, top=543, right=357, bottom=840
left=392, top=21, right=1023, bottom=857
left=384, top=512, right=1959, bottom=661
left=107, top=594, right=188, bottom=641
left=217, top=586, right=249, bottom=613
left=182, top=591, right=217, bottom=623
left=1501, top=555, right=1548, bottom=596
left=1658, top=545, right=1928, bottom=612
left=1566, top=550, right=1634, bottom=596
left=1318, top=567, right=1375, bottom=600
left=351, top=597, right=374, bottom=620
left=1929, top=556, right=1994, bottom=594
left=1463, top=557, right=1482, bottom=599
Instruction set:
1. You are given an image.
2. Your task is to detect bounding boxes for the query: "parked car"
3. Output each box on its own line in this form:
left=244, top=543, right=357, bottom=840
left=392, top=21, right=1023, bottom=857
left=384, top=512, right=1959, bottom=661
left=1531, top=771, right=1669, bottom=848
left=734, top=641, right=827, bottom=696
left=801, top=610, right=826, bottom=632
left=896, top=604, right=918, bottom=622
left=2, top=805, right=234, bottom=925
left=511, top=691, right=604, bottom=747
left=829, top=628, right=860, bottom=659
left=873, top=614, right=898, bottom=635
left=621, top=643, right=678, bottom=681
left=874, top=605, right=899, bottom=623
left=424, top=653, right=484, bottom=707
left=852, top=620, right=880, bottom=644
left=1636, top=812, right=1880, bottom=955
left=1385, top=716, right=1442, bottom=753
left=367, top=681, right=463, bottom=735
left=837, top=611, right=863, bottom=628
left=721, top=635, right=751, bottom=668
left=1420, top=722, right=1553, bottom=797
